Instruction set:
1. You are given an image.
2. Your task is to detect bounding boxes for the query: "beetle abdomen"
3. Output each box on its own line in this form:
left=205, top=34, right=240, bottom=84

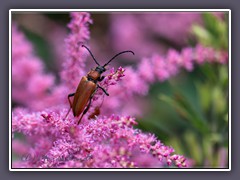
left=72, top=76, right=97, bottom=117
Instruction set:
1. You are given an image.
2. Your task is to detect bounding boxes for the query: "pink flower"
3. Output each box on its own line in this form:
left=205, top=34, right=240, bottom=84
left=61, top=12, right=93, bottom=90
left=138, top=57, right=155, bottom=83
left=12, top=24, right=56, bottom=110
left=166, top=49, right=181, bottom=76
left=12, top=107, right=189, bottom=168
left=12, top=139, right=30, bottom=156
left=110, top=13, right=202, bottom=60
left=12, top=23, right=33, bottom=60
left=195, top=44, right=215, bottom=64
left=152, top=54, right=170, bottom=82
left=180, top=47, right=194, bottom=71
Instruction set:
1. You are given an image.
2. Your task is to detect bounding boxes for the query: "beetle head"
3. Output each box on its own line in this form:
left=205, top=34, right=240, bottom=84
left=95, top=66, right=106, bottom=74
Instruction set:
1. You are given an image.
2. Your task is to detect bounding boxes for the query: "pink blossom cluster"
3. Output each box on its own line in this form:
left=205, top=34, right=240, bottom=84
left=61, top=12, right=93, bottom=91
left=12, top=23, right=57, bottom=110
left=110, top=13, right=202, bottom=59
left=91, top=67, right=125, bottom=102
left=12, top=107, right=188, bottom=168
left=137, top=44, right=228, bottom=84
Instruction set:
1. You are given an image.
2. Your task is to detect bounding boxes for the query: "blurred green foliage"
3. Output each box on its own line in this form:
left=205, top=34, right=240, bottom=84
left=137, top=13, right=229, bottom=168
left=192, top=13, right=228, bottom=50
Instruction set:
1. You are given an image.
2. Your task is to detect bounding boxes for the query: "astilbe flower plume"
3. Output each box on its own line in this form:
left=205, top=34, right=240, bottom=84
left=12, top=108, right=187, bottom=168
left=61, top=12, right=93, bottom=90
left=137, top=44, right=228, bottom=84
left=12, top=23, right=56, bottom=110
left=110, top=13, right=202, bottom=59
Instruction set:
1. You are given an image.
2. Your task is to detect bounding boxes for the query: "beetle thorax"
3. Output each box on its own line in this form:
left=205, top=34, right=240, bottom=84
left=87, top=70, right=101, bottom=81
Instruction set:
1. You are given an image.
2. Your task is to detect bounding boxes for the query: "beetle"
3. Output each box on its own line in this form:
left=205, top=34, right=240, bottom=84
left=65, top=45, right=134, bottom=124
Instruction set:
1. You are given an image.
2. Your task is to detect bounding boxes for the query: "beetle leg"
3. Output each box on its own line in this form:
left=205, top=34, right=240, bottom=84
left=64, top=93, right=75, bottom=120
left=97, top=84, right=109, bottom=96
left=77, top=96, right=93, bottom=125
left=98, top=76, right=105, bottom=82
left=68, top=93, right=75, bottom=107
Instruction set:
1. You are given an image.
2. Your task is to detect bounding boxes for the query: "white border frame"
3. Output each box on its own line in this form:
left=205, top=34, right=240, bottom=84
left=9, top=9, right=231, bottom=171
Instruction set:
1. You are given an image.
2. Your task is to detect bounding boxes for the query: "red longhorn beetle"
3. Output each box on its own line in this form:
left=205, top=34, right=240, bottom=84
left=65, top=45, right=134, bottom=124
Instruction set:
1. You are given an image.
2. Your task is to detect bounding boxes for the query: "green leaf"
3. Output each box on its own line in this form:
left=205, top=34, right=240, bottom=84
left=192, top=24, right=213, bottom=47
left=191, top=12, right=228, bottom=50
left=202, top=136, right=213, bottom=165
left=202, top=13, right=221, bottom=37
left=159, top=94, right=210, bottom=135
left=196, top=83, right=211, bottom=112
left=219, top=66, right=229, bottom=88
left=183, top=131, right=203, bottom=165
left=212, top=86, right=226, bottom=115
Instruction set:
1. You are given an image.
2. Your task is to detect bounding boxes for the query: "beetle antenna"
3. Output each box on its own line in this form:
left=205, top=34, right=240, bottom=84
left=82, top=45, right=100, bottom=66
left=103, top=50, right=134, bottom=67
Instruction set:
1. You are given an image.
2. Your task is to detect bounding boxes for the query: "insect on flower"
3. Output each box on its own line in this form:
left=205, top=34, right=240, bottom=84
left=65, top=45, right=134, bottom=124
